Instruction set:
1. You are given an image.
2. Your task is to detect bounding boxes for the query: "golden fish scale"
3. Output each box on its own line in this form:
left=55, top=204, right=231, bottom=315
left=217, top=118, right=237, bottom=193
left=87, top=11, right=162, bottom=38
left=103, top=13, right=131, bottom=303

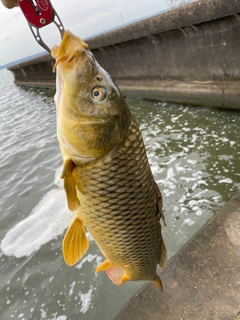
left=73, top=119, right=163, bottom=281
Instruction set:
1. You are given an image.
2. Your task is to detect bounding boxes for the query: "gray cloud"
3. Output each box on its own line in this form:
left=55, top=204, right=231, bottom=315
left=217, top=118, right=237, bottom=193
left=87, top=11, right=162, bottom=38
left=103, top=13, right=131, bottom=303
left=0, top=0, right=169, bottom=65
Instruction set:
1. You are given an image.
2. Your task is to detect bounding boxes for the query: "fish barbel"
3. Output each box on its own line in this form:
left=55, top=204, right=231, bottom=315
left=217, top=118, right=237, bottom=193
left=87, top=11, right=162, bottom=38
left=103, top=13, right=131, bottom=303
left=51, top=30, right=167, bottom=290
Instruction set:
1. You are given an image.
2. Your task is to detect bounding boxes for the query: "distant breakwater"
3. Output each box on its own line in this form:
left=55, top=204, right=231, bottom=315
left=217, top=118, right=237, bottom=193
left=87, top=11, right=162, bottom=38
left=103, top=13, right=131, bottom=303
left=8, top=0, right=240, bottom=110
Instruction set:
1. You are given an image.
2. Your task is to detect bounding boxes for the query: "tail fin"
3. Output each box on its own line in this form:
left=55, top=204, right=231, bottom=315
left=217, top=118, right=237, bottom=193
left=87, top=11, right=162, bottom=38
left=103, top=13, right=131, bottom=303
left=152, top=276, right=163, bottom=291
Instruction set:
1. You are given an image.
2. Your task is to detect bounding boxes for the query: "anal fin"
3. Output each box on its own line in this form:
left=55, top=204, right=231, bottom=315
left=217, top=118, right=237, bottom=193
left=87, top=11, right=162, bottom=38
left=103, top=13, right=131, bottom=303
left=61, top=159, right=80, bottom=211
left=62, top=217, right=89, bottom=266
left=96, top=260, right=127, bottom=286
left=105, top=266, right=126, bottom=285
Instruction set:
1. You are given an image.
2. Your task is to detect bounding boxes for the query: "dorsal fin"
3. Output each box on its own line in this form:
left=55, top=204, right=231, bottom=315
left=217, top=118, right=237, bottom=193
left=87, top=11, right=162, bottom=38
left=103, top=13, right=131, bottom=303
left=159, top=236, right=167, bottom=270
left=155, top=182, right=167, bottom=226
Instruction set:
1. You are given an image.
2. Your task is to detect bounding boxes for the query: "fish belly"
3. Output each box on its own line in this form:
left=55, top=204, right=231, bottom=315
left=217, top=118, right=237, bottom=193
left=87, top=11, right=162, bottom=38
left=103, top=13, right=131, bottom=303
left=74, top=120, right=163, bottom=281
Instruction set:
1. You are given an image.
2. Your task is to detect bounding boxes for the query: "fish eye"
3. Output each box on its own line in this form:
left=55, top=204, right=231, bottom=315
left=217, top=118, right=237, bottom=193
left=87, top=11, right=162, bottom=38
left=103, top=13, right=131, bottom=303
left=91, top=87, right=107, bottom=101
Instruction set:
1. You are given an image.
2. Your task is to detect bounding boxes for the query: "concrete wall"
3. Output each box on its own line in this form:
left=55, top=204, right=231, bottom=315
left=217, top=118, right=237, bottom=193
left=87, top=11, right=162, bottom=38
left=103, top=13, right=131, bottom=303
left=8, top=0, right=240, bottom=109
left=9, top=54, right=55, bottom=87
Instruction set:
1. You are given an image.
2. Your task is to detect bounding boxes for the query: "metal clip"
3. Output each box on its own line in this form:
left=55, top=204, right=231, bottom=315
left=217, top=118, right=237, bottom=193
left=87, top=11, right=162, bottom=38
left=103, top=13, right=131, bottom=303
left=18, top=0, right=64, bottom=52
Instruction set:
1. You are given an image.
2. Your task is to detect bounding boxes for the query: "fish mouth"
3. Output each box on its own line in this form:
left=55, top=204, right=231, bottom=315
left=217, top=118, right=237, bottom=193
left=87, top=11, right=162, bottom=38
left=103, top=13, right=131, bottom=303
left=51, top=30, right=89, bottom=71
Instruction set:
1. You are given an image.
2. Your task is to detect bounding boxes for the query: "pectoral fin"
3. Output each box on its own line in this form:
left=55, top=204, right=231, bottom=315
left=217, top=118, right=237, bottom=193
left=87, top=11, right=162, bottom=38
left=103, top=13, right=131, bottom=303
left=62, top=217, right=89, bottom=266
left=61, top=159, right=80, bottom=211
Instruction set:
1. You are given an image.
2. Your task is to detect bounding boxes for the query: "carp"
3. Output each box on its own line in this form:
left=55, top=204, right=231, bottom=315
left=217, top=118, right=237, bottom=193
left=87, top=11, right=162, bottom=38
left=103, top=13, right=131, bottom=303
left=51, top=30, right=167, bottom=290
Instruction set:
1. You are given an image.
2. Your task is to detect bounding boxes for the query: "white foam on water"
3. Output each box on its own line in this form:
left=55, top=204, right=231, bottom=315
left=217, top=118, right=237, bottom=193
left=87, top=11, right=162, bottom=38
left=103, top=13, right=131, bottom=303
left=79, top=287, right=94, bottom=314
left=75, top=254, right=103, bottom=271
left=219, top=178, right=233, bottom=184
left=69, top=281, right=76, bottom=297
left=1, top=188, right=74, bottom=258
left=0, top=167, right=75, bottom=258
left=39, top=310, right=67, bottom=320
left=49, top=314, right=67, bottom=320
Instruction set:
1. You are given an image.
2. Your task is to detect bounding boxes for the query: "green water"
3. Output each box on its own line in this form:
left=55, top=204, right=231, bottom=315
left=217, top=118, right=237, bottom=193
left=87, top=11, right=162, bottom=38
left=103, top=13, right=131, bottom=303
left=0, top=68, right=239, bottom=319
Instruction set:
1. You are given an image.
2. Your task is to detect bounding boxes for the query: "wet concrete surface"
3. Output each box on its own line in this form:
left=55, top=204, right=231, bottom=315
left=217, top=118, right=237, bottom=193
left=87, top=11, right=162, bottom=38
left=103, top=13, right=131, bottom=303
left=114, top=191, right=240, bottom=320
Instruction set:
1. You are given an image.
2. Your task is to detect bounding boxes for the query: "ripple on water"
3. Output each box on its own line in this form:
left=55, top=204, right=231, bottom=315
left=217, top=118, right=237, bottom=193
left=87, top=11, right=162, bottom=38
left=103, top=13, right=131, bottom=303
left=0, top=69, right=240, bottom=320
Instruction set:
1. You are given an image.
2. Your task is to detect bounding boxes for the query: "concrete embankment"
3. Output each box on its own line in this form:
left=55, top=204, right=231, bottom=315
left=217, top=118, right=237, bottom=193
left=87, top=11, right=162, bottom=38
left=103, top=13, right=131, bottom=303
left=8, top=0, right=240, bottom=110
left=114, top=191, right=240, bottom=320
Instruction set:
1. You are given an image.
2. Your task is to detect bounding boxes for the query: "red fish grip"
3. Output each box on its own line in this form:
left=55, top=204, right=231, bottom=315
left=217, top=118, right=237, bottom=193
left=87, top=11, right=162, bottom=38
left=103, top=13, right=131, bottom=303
left=18, top=0, right=64, bottom=52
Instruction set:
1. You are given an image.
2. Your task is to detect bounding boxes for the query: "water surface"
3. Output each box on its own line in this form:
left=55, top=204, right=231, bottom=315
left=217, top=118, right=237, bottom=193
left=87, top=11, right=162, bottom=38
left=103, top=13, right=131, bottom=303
left=0, top=68, right=239, bottom=320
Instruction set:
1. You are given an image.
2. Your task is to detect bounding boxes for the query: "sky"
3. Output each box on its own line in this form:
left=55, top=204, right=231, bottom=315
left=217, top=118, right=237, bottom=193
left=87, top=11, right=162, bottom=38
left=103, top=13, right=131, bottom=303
left=0, top=0, right=174, bottom=65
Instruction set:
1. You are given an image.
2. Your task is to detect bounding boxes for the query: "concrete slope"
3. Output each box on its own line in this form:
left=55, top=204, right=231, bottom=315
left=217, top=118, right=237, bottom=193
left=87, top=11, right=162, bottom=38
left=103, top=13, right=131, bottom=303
left=114, top=191, right=240, bottom=320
